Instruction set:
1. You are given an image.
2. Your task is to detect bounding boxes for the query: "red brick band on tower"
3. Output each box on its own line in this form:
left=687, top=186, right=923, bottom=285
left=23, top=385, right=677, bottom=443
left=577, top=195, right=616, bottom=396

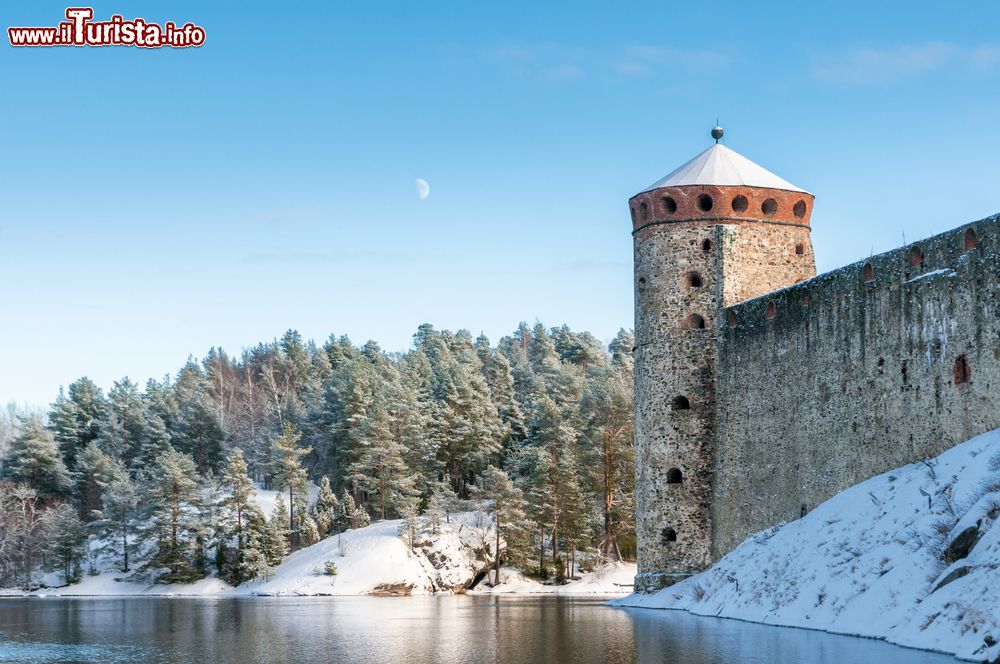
left=630, top=185, right=814, bottom=235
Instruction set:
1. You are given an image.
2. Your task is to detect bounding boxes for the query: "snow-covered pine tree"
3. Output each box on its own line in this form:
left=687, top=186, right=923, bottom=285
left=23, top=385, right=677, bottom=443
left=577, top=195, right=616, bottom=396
left=73, top=441, right=126, bottom=521
left=239, top=505, right=271, bottom=582
left=142, top=447, right=206, bottom=583
left=397, top=495, right=421, bottom=552
left=515, top=392, right=581, bottom=574
left=298, top=510, right=320, bottom=547
left=579, top=355, right=634, bottom=562
left=338, top=490, right=370, bottom=530
left=130, top=410, right=172, bottom=478
left=49, top=377, right=106, bottom=473
left=514, top=445, right=553, bottom=577
left=0, top=414, right=71, bottom=499
left=482, top=352, right=527, bottom=456
left=421, top=328, right=502, bottom=497
left=270, top=423, right=311, bottom=551
left=217, top=448, right=256, bottom=583
left=175, top=392, right=227, bottom=476
left=385, top=362, right=434, bottom=500
left=97, top=378, right=154, bottom=469
left=43, top=502, right=86, bottom=584
left=346, top=396, right=416, bottom=521
left=314, top=476, right=339, bottom=537
left=471, top=465, right=530, bottom=586
left=398, top=349, right=442, bottom=494
left=0, top=404, right=23, bottom=465
left=424, top=480, right=458, bottom=532
left=556, top=455, right=590, bottom=580
left=265, top=500, right=289, bottom=566
left=90, top=476, right=140, bottom=573
left=608, top=329, right=635, bottom=380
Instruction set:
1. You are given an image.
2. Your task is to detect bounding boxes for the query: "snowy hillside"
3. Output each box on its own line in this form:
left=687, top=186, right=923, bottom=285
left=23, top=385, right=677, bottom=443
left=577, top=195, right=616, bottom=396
left=5, top=512, right=491, bottom=598
left=7, top=509, right=635, bottom=598
left=614, top=429, right=1000, bottom=662
left=240, top=513, right=491, bottom=596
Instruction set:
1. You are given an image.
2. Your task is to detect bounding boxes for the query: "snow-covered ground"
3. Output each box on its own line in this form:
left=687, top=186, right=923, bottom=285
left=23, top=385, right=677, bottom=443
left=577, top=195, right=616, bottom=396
left=614, top=428, right=1000, bottom=662
left=473, top=562, right=635, bottom=595
left=3, top=507, right=634, bottom=598
left=237, top=513, right=491, bottom=596
left=253, top=484, right=319, bottom=519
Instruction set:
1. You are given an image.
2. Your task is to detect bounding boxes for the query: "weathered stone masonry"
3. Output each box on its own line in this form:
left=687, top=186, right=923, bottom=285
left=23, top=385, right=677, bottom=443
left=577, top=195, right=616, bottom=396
left=631, top=134, right=1000, bottom=592
left=631, top=166, right=817, bottom=590
left=713, top=215, right=1000, bottom=559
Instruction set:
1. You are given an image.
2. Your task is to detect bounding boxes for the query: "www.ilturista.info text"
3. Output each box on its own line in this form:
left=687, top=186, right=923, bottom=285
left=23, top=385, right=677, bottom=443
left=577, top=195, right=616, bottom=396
left=8, top=8, right=205, bottom=48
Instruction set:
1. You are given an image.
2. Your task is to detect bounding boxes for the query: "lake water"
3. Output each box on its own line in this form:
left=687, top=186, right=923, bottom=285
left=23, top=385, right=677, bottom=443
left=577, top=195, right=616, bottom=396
left=0, top=596, right=960, bottom=663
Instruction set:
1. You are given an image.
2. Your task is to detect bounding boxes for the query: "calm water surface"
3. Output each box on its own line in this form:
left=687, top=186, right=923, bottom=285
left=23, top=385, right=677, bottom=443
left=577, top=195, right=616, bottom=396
left=0, top=596, right=960, bottom=664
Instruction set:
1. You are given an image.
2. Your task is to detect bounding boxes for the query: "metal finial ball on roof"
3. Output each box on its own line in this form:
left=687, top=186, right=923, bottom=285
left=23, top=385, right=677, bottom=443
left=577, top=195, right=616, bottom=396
left=711, top=125, right=724, bottom=142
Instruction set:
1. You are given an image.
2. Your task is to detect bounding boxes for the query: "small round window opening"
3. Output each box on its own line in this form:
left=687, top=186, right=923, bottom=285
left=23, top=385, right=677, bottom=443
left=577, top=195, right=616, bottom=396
left=666, top=468, right=683, bottom=484
left=639, top=201, right=649, bottom=220
left=637, top=276, right=647, bottom=290
left=701, top=238, right=713, bottom=252
left=795, top=243, right=805, bottom=255
left=909, top=246, right=924, bottom=267
left=686, top=313, right=706, bottom=329
left=672, top=396, right=690, bottom=410
left=727, top=310, right=737, bottom=328
left=761, top=198, right=778, bottom=215
left=661, top=527, right=677, bottom=544
left=686, top=272, right=703, bottom=288
left=731, top=195, right=749, bottom=213
left=662, top=196, right=677, bottom=215
left=765, top=301, right=777, bottom=320
left=697, top=194, right=714, bottom=212
left=793, top=200, right=807, bottom=218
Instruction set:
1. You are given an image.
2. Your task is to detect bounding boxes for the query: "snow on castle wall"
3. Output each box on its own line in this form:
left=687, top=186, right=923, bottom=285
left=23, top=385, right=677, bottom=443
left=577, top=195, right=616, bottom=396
left=712, top=214, right=1000, bottom=559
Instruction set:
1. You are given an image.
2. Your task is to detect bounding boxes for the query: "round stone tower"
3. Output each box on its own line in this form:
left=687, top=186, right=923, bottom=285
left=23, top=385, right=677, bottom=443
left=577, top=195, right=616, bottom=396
left=631, top=127, right=816, bottom=592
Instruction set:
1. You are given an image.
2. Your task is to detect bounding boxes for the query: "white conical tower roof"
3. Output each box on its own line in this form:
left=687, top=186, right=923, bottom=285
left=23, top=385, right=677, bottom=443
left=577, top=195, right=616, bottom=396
left=642, top=143, right=808, bottom=194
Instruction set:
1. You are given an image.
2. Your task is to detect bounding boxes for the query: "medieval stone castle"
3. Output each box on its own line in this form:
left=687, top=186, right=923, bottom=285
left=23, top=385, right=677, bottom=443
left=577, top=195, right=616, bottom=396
left=631, top=127, right=1000, bottom=592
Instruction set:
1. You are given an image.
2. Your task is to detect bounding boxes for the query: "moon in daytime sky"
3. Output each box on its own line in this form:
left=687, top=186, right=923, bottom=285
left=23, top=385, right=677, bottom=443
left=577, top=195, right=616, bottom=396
left=416, top=178, right=430, bottom=200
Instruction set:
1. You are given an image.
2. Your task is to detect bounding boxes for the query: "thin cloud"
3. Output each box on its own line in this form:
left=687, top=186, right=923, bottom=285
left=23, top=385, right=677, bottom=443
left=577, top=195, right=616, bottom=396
left=487, top=42, right=588, bottom=80
left=253, top=205, right=336, bottom=231
left=812, top=42, right=1000, bottom=84
left=485, top=42, right=731, bottom=81
left=540, top=64, right=587, bottom=81
left=612, top=45, right=733, bottom=77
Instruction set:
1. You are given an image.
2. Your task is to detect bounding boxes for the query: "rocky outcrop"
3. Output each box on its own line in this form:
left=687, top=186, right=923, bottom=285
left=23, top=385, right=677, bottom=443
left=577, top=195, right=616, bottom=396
left=942, top=525, right=982, bottom=564
left=414, top=524, right=494, bottom=593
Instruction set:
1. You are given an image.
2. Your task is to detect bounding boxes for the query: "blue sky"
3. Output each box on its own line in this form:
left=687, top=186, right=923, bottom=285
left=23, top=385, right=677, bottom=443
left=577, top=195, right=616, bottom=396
left=2, top=1, right=1000, bottom=406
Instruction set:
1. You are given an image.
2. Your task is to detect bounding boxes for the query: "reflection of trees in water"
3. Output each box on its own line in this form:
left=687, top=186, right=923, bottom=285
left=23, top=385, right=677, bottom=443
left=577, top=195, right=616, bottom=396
left=0, top=597, right=953, bottom=664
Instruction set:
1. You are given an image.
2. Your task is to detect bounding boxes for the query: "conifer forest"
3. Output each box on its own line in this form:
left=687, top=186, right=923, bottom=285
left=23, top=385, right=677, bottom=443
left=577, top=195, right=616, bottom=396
left=0, top=323, right=635, bottom=589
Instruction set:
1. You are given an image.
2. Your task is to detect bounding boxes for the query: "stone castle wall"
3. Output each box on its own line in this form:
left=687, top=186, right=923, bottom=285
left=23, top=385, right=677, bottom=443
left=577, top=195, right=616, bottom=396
left=710, top=214, right=1000, bottom=559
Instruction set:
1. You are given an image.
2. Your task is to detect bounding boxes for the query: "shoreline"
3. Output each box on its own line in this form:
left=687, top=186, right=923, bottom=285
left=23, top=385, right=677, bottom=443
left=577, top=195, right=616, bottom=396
left=612, top=602, right=972, bottom=663
left=2, top=589, right=632, bottom=599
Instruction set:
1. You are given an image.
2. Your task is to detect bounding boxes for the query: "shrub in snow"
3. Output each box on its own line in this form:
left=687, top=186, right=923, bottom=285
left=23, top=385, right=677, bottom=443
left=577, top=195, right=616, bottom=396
left=323, top=561, right=338, bottom=576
